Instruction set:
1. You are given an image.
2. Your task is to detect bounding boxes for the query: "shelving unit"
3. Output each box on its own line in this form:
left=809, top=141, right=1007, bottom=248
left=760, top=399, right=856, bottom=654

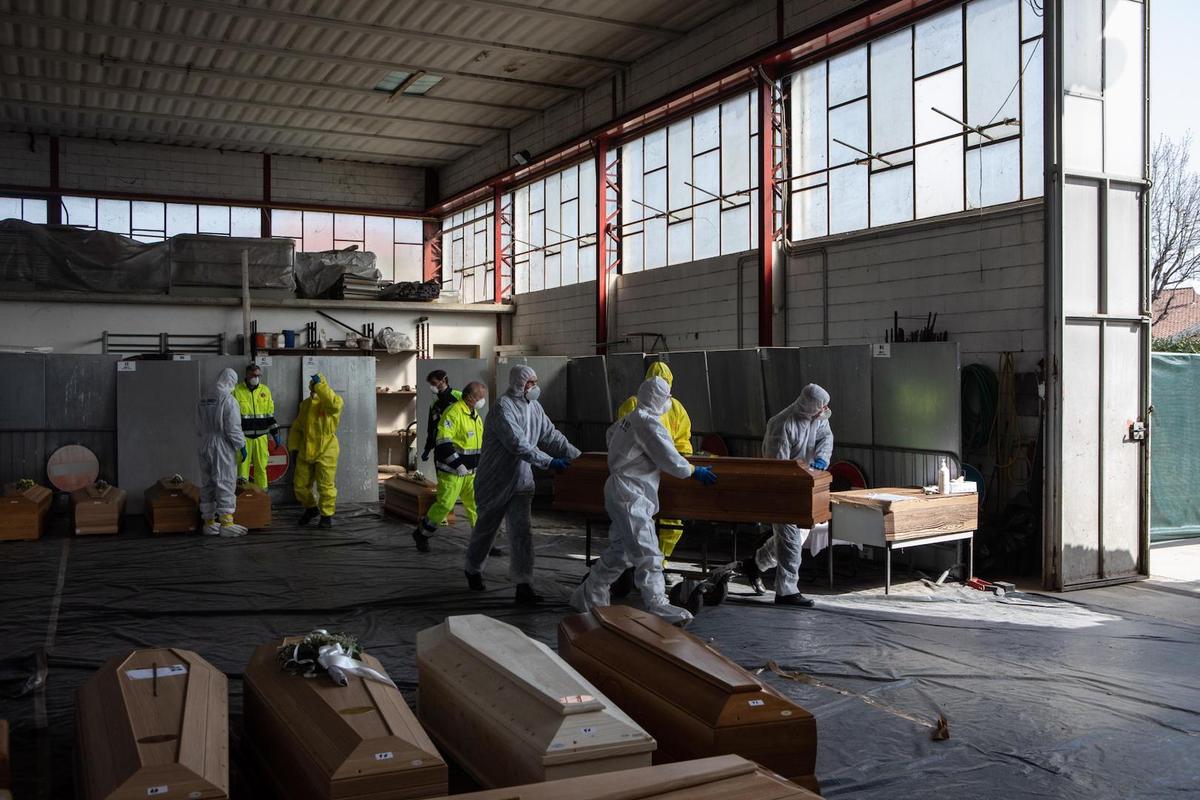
left=375, top=349, right=421, bottom=474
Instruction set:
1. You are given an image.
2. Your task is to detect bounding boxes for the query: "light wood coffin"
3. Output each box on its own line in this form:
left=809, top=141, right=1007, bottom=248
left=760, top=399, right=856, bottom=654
left=559, top=606, right=819, bottom=793
left=553, top=453, right=831, bottom=527
left=242, top=639, right=447, bottom=800
left=416, top=614, right=655, bottom=788
left=232, top=483, right=271, bottom=530
left=382, top=475, right=453, bottom=524
left=0, top=483, right=52, bottom=541
left=427, top=755, right=822, bottom=800
left=75, top=648, right=229, bottom=800
left=72, top=483, right=128, bottom=535
left=830, top=488, right=977, bottom=541
left=144, top=478, right=200, bottom=534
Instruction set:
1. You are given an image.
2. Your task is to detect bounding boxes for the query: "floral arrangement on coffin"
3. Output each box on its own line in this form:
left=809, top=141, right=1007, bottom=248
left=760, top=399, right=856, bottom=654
left=276, top=629, right=395, bottom=688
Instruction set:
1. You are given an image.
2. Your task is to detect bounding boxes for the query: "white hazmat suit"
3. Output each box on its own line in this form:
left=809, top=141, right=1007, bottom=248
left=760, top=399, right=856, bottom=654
left=197, top=368, right=248, bottom=537
left=570, top=377, right=698, bottom=626
left=465, top=365, right=580, bottom=589
left=753, top=383, right=832, bottom=597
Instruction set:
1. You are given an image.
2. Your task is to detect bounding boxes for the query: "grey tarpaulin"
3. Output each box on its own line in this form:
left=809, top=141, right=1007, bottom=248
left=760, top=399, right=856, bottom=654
left=1, top=507, right=1196, bottom=799
left=294, top=249, right=379, bottom=298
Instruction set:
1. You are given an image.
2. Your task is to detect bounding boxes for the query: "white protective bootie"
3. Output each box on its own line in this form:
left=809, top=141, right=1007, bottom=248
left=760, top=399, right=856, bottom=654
left=647, top=598, right=694, bottom=627
left=218, top=514, right=249, bottom=538
left=202, top=518, right=221, bottom=536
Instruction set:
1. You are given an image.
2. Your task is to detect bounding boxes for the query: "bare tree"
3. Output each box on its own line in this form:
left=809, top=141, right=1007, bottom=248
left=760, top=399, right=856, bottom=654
left=1151, top=133, right=1200, bottom=323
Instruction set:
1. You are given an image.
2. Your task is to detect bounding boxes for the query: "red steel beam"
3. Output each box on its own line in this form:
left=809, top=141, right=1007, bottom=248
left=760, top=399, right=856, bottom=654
left=493, top=185, right=504, bottom=304
left=595, top=138, right=609, bottom=353
left=757, top=76, right=775, bottom=347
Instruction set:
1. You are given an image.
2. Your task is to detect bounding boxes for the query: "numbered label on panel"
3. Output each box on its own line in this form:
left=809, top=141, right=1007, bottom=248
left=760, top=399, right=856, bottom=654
left=374, top=751, right=394, bottom=761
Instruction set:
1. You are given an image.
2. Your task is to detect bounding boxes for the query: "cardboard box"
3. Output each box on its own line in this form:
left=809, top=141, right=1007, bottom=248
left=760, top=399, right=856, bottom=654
left=72, top=483, right=127, bottom=536
left=417, top=614, right=655, bottom=789
left=243, top=638, right=446, bottom=800
left=75, top=648, right=229, bottom=800
left=144, top=477, right=200, bottom=534
left=0, top=483, right=52, bottom=541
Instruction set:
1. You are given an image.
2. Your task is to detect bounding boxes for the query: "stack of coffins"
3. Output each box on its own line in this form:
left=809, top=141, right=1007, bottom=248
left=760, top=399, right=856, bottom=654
left=0, top=481, right=52, bottom=541
left=233, top=481, right=271, bottom=530
left=554, top=454, right=832, bottom=526
left=425, top=755, right=821, bottom=800
left=559, top=606, right=820, bottom=793
left=416, top=614, right=655, bottom=788
left=383, top=475, right=453, bottom=524
left=144, top=476, right=200, bottom=534
left=71, top=481, right=127, bottom=535
left=242, top=638, right=447, bottom=800
left=75, top=648, right=229, bottom=800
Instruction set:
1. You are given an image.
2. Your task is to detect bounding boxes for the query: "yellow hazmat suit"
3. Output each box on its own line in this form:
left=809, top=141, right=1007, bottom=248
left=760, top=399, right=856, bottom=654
left=233, top=381, right=278, bottom=489
left=288, top=374, right=343, bottom=517
left=615, top=361, right=693, bottom=556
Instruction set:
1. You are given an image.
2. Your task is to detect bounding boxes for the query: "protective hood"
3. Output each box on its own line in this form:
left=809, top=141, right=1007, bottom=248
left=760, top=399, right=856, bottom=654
left=507, top=364, right=537, bottom=396
left=637, top=376, right=672, bottom=417
left=794, top=383, right=830, bottom=418
left=644, top=361, right=673, bottom=387
left=214, top=367, right=238, bottom=395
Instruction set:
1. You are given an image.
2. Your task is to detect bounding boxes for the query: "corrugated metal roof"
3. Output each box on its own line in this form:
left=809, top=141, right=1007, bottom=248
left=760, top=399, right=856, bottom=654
left=0, top=0, right=742, bottom=168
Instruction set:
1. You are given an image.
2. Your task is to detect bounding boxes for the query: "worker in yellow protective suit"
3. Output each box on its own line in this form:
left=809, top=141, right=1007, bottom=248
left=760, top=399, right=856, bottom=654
left=412, top=381, right=486, bottom=552
left=290, top=372, right=343, bottom=528
left=616, top=361, right=693, bottom=558
left=233, top=363, right=281, bottom=489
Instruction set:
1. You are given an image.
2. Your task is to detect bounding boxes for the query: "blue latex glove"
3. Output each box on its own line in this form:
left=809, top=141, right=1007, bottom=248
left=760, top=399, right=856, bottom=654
left=240, top=446, right=248, bottom=461
left=691, top=466, right=717, bottom=485
left=810, top=458, right=829, bottom=471
left=272, top=433, right=282, bottom=447
left=310, top=373, right=321, bottom=386
left=548, top=458, right=571, bottom=472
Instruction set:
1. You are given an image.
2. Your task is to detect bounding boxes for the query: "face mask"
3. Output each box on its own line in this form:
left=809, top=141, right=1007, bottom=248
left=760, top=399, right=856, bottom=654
left=429, top=384, right=441, bottom=395
left=820, top=408, right=832, bottom=421
left=474, top=398, right=487, bottom=410
left=524, top=385, right=541, bottom=403
left=248, top=377, right=260, bottom=388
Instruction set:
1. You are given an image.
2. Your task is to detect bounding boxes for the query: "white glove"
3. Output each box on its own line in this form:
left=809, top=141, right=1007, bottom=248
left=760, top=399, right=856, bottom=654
left=455, top=464, right=469, bottom=477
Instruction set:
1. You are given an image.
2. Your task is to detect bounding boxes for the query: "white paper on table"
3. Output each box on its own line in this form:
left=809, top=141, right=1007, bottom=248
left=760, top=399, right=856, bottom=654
left=866, top=492, right=918, bottom=503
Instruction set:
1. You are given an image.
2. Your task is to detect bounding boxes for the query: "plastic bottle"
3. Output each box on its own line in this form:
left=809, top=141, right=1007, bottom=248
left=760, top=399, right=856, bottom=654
left=938, top=458, right=951, bottom=495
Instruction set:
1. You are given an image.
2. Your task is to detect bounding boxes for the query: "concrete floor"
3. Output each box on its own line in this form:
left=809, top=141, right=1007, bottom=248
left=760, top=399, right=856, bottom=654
left=1150, top=538, right=1200, bottom=589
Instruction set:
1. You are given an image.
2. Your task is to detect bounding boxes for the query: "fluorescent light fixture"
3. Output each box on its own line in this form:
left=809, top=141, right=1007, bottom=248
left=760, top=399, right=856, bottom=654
left=512, top=149, right=532, bottom=166
left=374, top=71, right=413, bottom=93
left=375, top=70, right=444, bottom=99
left=402, top=73, right=444, bottom=96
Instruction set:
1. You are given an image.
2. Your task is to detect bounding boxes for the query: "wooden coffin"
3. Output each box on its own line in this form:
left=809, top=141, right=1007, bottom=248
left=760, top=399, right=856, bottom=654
left=242, top=639, right=447, bottom=800
left=72, top=483, right=128, bottom=535
left=144, top=477, right=200, bottom=534
left=0, top=483, right=52, bottom=541
left=559, top=606, right=819, bottom=793
left=75, top=648, right=228, bottom=800
left=0, top=719, right=9, bottom=800
left=416, top=614, right=655, bottom=788
left=830, top=488, right=977, bottom=541
left=233, top=483, right=271, bottom=530
left=426, top=755, right=822, bottom=800
left=553, top=453, right=831, bottom=527
left=382, top=476, right=453, bottom=524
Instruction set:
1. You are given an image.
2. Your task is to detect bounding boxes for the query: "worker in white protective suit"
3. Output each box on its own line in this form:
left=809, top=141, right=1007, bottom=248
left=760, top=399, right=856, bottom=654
left=570, top=376, right=718, bottom=627
left=739, top=383, right=832, bottom=607
left=464, top=364, right=581, bottom=605
left=197, top=368, right=249, bottom=538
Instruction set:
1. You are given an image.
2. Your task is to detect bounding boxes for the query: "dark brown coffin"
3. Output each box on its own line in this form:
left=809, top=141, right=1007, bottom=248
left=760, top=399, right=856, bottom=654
left=426, top=755, right=822, bottom=800
left=144, top=478, right=200, bottom=534
left=553, top=453, right=831, bottom=527
left=232, top=483, right=271, bottom=530
left=382, top=475, right=454, bottom=524
left=72, top=484, right=128, bottom=535
left=242, top=639, right=447, bottom=800
left=559, top=606, right=819, bottom=794
left=0, top=483, right=52, bottom=541
left=0, top=718, right=9, bottom=797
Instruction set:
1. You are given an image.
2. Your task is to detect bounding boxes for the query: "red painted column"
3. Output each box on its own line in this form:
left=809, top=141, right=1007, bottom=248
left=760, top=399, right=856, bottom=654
left=493, top=185, right=503, bottom=304
left=422, top=219, right=441, bottom=283
left=595, top=138, right=609, bottom=354
left=757, top=75, right=775, bottom=347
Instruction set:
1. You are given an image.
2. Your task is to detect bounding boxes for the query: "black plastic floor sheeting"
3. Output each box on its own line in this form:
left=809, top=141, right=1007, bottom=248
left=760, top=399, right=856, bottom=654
left=1, top=507, right=1198, bottom=799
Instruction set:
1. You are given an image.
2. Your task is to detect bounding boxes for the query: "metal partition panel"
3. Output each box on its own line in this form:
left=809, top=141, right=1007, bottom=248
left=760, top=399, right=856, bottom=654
left=567, top=356, right=612, bottom=425
left=872, top=342, right=961, bottom=455
left=47, top=355, right=121, bottom=431
left=117, top=359, right=201, bottom=513
left=300, top=355, right=378, bottom=504
left=415, top=358, right=490, bottom=470
left=606, top=353, right=648, bottom=416
left=499, top=356, right=570, bottom=421
left=706, top=349, right=766, bottom=440
left=759, top=348, right=806, bottom=418
left=659, top=351, right=712, bottom=434
left=0, top=354, right=46, bottom=429
left=798, top=345, right=873, bottom=445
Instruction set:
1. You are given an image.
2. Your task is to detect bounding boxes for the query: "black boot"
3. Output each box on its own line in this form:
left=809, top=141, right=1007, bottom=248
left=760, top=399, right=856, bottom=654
left=465, top=571, right=486, bottom=591
left=611, top=567, right=635, bottom=599
left=514, top=583, right=543, bottom=606
left=774, top=592, right=815, bottom=608
left=319, top=515, right=333, bottom=529
left=740, top=558, right=765, bottom=595
left=412, top=518, right=434, bottom=552
left=489, top=546, right=506, bottom=557
left=298, top=507, right=319, bottom=526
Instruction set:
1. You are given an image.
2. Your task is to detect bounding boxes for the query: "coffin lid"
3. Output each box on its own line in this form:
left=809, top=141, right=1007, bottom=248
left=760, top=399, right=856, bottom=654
left=588, top=607, right=759, bottom=693
left=440, top=615, right=607, bottom=716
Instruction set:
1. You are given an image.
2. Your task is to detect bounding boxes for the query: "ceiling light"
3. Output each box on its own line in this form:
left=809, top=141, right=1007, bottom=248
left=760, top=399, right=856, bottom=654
left=512, top=149, right=531, bottom=166
left=374, top=70, right=413, bottom=93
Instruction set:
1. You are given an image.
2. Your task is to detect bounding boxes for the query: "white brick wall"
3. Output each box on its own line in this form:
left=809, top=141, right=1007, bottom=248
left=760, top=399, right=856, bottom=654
left=786, top=203, right=1045, bottom=371
left=271, top=155, right=425, bottom=212
left=511, top=281, right=596, bottom=355
left=59, top=138, right=262, bottom=201
left=0, top=132, right=51, bottom=188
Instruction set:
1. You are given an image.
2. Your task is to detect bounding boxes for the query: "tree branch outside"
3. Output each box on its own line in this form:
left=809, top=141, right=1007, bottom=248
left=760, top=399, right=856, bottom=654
left=1151, top=133, right=1200, bottom=324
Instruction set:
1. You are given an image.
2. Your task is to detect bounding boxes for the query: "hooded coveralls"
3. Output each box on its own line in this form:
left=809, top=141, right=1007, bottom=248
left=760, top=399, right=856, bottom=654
left=289, top=374, right=344, bottom=517
left=197, top=368, right=246, bottom=520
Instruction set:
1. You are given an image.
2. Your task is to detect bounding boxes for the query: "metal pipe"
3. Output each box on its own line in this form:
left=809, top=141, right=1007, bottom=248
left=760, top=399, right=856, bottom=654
left=241, top=249, right=251, bottom=356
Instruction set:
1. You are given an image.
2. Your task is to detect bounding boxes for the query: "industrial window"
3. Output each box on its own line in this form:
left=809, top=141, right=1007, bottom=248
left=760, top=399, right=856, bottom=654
left=0, top=196, right=48, bottom=224
left=620, top=90, right=760, bottom=273
left=439, top=200, right=494, bottom=304
left=271, top=209, right=424, bottom=284
left=787, top=0, right=1044, bottom=241
left=512, top=160, right=598, bottom=294
left=61, top=196, right=262, bottom=242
